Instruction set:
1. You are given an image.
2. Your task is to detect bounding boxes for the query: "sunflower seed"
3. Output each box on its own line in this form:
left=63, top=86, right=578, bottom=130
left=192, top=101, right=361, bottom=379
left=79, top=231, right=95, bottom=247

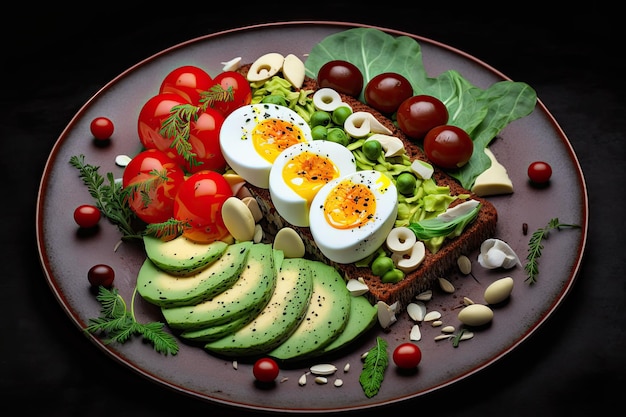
left=438, top=277, right=455, bottom=293
left=315, top=376, right=328, bottom=384
left=410, top=324, right=422, bottom=341
left=415, top=290, right=433, bottom=301
left=423, top=310, right=442, bottom=321
left=334, top=379, right=344, bottom=387
left=457, top=255, right=472, bottom=275
left=310, top=364, right=337, bottom=376
left=407, top=302, right=427, bottom=321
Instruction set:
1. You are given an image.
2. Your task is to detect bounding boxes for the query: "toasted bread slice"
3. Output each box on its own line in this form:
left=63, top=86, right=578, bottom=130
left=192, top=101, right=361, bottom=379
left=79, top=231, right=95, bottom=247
left=238, top=67, right=498, bottom=311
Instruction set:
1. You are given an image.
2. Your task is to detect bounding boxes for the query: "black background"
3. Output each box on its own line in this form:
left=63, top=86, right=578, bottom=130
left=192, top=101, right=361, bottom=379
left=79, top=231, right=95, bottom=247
left=5, top=4, right=625, bottom=416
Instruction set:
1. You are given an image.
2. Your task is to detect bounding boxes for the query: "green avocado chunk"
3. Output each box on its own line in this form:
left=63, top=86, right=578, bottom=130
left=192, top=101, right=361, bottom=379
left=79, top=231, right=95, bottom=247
left=268, top=260, right=351, bottom=362
left=136, top=241, right=252, bottom=308
left=179, top=314, right=254, bottom=343
left=161, top=243, right=276, bottom=330
left=203, top=257, right=313, bottom=356
left=143, top=234, right=228, bottom=276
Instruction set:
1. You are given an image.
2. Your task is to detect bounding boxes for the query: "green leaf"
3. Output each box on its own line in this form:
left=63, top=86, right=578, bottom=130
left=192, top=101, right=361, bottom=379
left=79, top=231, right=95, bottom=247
left=359, top=337, right=389, bottom=398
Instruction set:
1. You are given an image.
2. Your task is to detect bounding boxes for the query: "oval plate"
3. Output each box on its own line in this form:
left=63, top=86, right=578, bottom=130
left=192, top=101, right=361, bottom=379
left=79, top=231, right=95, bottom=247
left=36, top=21, right=587, bottom=413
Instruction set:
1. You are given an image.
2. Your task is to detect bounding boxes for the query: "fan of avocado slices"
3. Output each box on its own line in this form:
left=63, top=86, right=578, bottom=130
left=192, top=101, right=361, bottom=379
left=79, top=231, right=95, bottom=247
left=304, top=27, right=538, bottom=190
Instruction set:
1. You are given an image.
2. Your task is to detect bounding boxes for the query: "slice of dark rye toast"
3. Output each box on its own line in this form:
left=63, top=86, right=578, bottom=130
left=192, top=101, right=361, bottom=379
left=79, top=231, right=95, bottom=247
left=236, top=65, right=498, bottom=311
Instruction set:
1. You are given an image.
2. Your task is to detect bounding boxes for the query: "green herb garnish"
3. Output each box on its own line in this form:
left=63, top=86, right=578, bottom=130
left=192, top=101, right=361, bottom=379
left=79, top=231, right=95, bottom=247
left=69, top=154, right=139, bottom=240
left=359, top=337, right=389, bottom=398
left=525, top=218, right=581, bottom=284
left=85, top=286, right=179, bottom=356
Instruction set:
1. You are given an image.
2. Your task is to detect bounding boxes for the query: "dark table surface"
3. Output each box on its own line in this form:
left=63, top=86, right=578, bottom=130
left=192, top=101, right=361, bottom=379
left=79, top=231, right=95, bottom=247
left=5, top=4, right=624, bottom=416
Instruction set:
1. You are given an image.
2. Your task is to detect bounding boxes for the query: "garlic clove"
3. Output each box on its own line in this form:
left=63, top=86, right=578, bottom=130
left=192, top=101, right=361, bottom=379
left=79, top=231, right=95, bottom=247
left=247, top=52, right=284, bottom=82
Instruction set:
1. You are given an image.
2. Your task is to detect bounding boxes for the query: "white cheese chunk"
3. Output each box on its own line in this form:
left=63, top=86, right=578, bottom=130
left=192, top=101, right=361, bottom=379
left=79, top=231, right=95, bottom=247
left=471, top=147, right=514, bottom=196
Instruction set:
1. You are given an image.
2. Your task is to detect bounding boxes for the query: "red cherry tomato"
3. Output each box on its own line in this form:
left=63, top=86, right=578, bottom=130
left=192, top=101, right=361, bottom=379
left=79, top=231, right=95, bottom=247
left=396, top=95, right=449, bottom=140
left=423, top=125, right=474, bottom=169
left=173, top=170, right=233, bottom=243
left=88, top=264, right=115, bottom=288
left=208, top=71, right=252, bottom=117
left=90, top=117, right=114, bottom=140
left=159, top=65, right=213, bottom=106
left=317, top=60, right=364, bottom=97
left=186, top=108, right=227, bottom=173
left=122, top=149, right=186, bottom=224
left=137, top=92, right=188, bottom=154
left=252, top=357, right=280, bottom=382
left=73, top=204, right=101, bottom=228
left=528, top=161, right=552, bottom=184
left=364, top=72, right=413, bottom=114
left=392, top=342, right=422, bottom=369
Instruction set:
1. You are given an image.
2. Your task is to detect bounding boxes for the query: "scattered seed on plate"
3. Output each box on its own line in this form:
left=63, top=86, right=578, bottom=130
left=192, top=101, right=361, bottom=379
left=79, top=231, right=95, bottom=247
left=310, top=364, right=337, bottom=375
left=415, top=290, right=433, bottom=301
left=457, top=255, right=472, bottom=275
left=298, top=373, right=307, bottom=386
left=343, top=363, right=350, bottom=372
left=407, top=301, right=426, bottom=321
left=115, top=154, right=132, bottom=167
left=334, top=378, right=343, bottom=387
left=438, top=277, right=455, bottom=293
left=280, top=377, right=289, bottom=383
left=441, top=325, right=455, bottom=333
left=232, top=360, right=238, bottom=370
left=410, top=324, right=422, bottom=341
left=315, top=376, right=328, bottom=385
left=423, top=310, right=442, bottom=321
left=460, top=331, right=475, bottom=341
left=464, top=297, right=475, bottom=305
left=431, top=320, right=443, bottom=327
left=435, top=334, right=453, bottom=341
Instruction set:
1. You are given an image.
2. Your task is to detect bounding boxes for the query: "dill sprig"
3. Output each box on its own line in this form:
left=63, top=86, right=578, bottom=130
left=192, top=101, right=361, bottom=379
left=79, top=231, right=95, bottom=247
left=85, top=286, right=179, bottom=356
left=159, top=103, right=201, bottom=169
left=144, top=218, right=189, bottom=240
left=123, top=168, right=170, bottom=208
left=69, top=155, right=140, bottom=240
left=524, top=218, right=581, bottom=284
left=359, top=337, right=389, bottom=398
left=199, top=84, right=235, bottom=109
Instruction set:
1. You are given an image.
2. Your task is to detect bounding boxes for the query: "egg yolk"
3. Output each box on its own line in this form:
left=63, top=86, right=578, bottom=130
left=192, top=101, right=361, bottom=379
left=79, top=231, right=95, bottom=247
left=323, top=180, right=376, bottom=229
left=282, top=151, right=341, bottom=205
left=252, top=118, right=306, bottom=163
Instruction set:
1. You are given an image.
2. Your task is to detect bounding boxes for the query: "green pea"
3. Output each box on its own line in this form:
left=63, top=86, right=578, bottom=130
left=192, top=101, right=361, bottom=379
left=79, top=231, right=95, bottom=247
left=331, top=105, right=352, bottom=126
left=261, top=95, right=287, bottom=106
left=326, top=127, right=349, bottom=147
left=382, top=268, right=405, bottom=283
left=311, top=125, right=328, bottom=140
left=362, top=140, right=382, bottom=161
left=396, top=172, right=417, bottom=196
left=371, top=256, right=394, bottom=276
left=310, top=110, right=332, bottom=128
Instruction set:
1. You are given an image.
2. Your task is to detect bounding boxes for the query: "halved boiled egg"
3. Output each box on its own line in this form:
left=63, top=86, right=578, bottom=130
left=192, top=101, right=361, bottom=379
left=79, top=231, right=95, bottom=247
left=269, top=140, right=357, bottom=227
left=309, top=170, right=398, bottom=264
left=220, top=103, right=312, bottom=188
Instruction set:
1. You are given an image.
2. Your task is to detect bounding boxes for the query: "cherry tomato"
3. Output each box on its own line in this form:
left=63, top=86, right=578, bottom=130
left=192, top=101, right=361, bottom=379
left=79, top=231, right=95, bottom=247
left=122, top=149, right=186, bottom=224
left=137, top=92, right=188, bottom=154
left=208, top=71, right=252, bottom=117
left=159, top=65, right=213, bottom=106
left=88, top=264, right=115, bottom=288
left=90, top=117, right=114, bottom=140
left=364, top=72, right=413, bottom=114
left=317, top=60, right=364, bottom=97
left=528, top=161, right=552, bottom=184
left=186, top=108, right=227, bottom=173
left=396, top=95, right=449, bottom=140
left=392, top=342, right=422, bottom=369
left=423, top=125, right=474, bottom=169
left=173, top=170, right=233, bottom=243
left=73, top=204, right=101, bottom=228
left=252, top=357, right=280, bottom=382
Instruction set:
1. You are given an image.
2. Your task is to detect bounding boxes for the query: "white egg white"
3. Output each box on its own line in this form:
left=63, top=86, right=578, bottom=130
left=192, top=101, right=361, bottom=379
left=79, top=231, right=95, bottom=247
left=219, top=103, right=312, bottom=188
left=309, top=170, right=398, bottom=264
left=269, top=140, right=357, bottom=227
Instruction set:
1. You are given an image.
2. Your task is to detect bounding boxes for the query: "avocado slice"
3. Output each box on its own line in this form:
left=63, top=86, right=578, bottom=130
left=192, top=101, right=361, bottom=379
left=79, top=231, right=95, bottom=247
left=268, top=260, right=351, bottom=362
left=203, top=257, right=313, bottom=356
left=161, top=243, right=277, bottom=330
left=136, top=241, right=252, bottom=308
left=179, top=314, right=254, bottom=343
left=319, top=295, right=378, bottom=356
left=143, top=235, right=228, bottom=276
